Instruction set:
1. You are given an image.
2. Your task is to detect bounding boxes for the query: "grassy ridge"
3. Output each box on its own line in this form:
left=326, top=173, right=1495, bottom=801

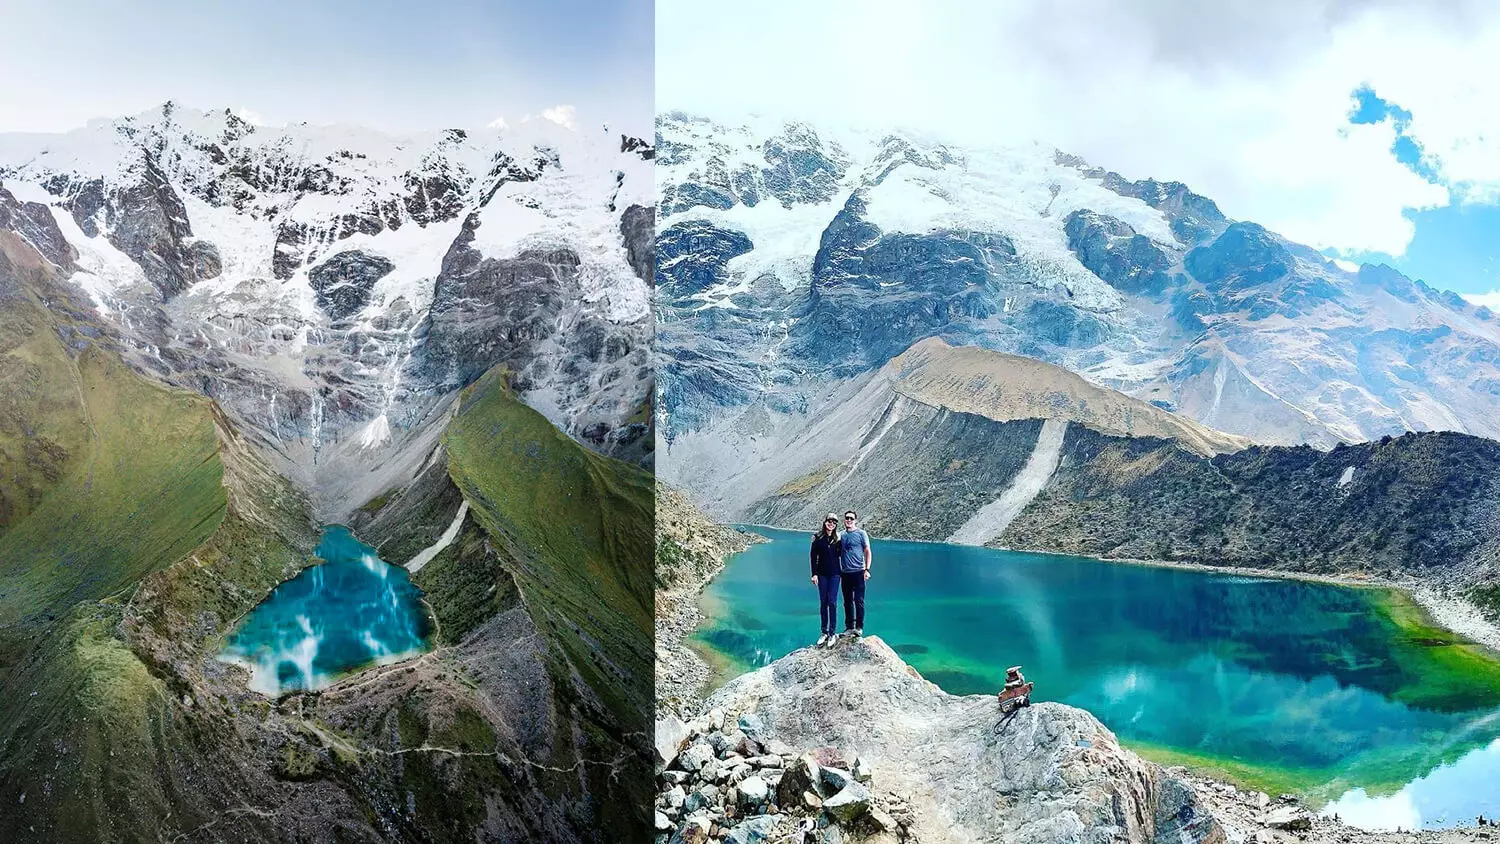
left=440, top=367, right=653, bottom=835
left=0, top=346, right=225, bottom=629
left=0, top=340, right=238, bottom=843
left=442, top=367, right=654, bottom=725
left=0, top=246, right=91, bottom=529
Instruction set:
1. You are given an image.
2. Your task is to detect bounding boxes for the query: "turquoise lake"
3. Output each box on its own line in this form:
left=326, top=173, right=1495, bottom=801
left=219, top=526, right=433, bottom=696
left=691, top=527, right=1500, bottom=831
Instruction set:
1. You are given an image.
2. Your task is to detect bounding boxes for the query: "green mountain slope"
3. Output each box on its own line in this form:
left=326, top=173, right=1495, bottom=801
left=443, top=366, right=655, bottom=727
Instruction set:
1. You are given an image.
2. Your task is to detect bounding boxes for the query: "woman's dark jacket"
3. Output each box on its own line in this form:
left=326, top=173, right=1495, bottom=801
left=810, top=533, right=842, bottom=578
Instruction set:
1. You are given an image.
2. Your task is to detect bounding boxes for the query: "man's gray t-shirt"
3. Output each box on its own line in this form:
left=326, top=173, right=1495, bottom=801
left=839, top=528, right=869, bottom=573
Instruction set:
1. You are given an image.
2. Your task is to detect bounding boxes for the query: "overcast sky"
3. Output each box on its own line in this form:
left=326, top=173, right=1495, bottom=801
left=658, top=0, right=1500, bottom=297
left=0, top=0, right=653, bottom=136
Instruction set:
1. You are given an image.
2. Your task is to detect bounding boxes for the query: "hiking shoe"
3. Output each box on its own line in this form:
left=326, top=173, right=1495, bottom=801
left=854, top=628, right=863, bottom=637
left=815, top=634, right=830, bottom=647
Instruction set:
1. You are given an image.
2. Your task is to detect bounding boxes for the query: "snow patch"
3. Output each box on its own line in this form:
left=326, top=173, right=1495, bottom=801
left=358, top=413, right=392, bottom=449
left=405, top=500, right=469, bottom=573
left=948, top=419, right=1068, bottom=546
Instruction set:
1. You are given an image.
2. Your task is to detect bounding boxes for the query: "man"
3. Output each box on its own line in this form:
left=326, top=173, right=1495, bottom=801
left=838, top=510, right=872, bottom=636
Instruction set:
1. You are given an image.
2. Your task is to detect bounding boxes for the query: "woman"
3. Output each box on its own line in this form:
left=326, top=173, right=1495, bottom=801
left=809, top=513, right=842, bottom=647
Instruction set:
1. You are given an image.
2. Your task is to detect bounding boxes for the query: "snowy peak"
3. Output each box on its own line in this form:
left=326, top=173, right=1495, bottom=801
left=656, top=111, right=1500, bottom=450
left=0, top=104, right=655, bottom=514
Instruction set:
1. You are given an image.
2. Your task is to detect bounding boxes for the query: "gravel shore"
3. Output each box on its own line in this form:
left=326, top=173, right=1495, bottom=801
left=1185, top=771, right=1500, bottom=843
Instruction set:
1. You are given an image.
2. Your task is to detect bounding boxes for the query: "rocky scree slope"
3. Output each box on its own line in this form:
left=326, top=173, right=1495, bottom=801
left=0, top=102, right=654, bottom=518
left=656, top=111, right=1500, bottom=451
left=657, top=635, right=1225, bottom=844
left=666, top=337, right=1245, bottom=526
left=656, top=482, right=764, bottom=719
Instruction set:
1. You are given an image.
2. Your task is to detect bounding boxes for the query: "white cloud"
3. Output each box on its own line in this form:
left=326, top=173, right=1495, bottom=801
left=1320, top=787, right=1422, bottom=832
left=1462, top=290, right=1500, bottom=310
left=539, top=105, right=577, bottom=130
left=487, top=116, right=509, bottom=130
left=235, top=107, right=264, bottom=126
left=657, top=0, right=1500, bottom=257
left=1333, top=258, right=1361, bottom=272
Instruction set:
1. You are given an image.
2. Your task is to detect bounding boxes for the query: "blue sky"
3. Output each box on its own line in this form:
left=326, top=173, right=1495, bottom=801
left=1334, top=87, right=1500, bottom=299
left=0, top=0, right=652, bottom=135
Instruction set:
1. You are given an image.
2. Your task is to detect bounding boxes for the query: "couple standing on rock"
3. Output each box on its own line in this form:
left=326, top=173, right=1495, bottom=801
left=809, top=510, right=872, bottom=646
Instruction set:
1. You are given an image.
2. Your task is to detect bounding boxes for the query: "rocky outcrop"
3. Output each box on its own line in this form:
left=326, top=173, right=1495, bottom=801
left=621, top=203, right=655, bottom=284
left=307, top=250, right=394, bottom=320
left=661, top=636, right=1225, bottom=844
left=655, top=706, right=917, bottom=844
left=0, top=186, right=74, bottom=267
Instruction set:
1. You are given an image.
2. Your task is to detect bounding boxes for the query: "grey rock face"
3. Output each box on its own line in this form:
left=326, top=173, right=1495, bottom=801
left=724, top=815, right=776, bottom=844
left=0, top=187, right=74, bottom=267
left=1054, top=150, right=1227, bottom=245
left=621, top=203, right=655, bottom=284
left=45, top=154, right=219, bottom=299
left=1064, top=209, right=1172, bottom=296
left=704, top=636, right=1225, bottom=844
left=415, top=232, right=574, bottom=383
left=308, top=250, right=395, bottom=321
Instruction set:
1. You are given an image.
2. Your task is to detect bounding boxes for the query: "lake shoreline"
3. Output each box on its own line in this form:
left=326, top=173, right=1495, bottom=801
left=703, top=522, right=1500, bottom=838
left=734, top=521, right=1500, bottom=657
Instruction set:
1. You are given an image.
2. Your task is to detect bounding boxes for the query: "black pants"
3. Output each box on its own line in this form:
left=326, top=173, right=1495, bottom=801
left=817, top=574, right=841, bottom=635
left=841, top=570, right=866, bottom=630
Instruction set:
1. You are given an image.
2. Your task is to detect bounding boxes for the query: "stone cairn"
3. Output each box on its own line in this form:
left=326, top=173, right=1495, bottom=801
left=656, top=708, right=916, bottom=844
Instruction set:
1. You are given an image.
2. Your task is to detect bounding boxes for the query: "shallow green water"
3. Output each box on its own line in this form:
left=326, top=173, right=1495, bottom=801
left=692, top=527, right=1500, bottom=830
left=219, top=525, right=432, bottom=696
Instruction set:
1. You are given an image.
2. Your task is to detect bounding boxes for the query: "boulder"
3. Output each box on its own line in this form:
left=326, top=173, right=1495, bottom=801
left=775, top=754, right=822, bottom=806
left=655, top=811, right=673, bottom=831
left=810, top=746, right=846, bottom=769
left=1260, top=806, right=1312, bottom=831
left=670, top=815, right=712, bottom=844
left=708, top=730, right=741, bottom=756
left=677, top=742, right=714, bottom=774
left=656, top=716, right=690, bottom=767
left=684, top=785, right=720, bottom=814
left=851, top=756, right=872, bottom=783
left=820, top=767, right=854, bottom=793
left=700, top=757, right=723, bottom=784
left=738, top=712, right=766, bottom=737
left=703, top=635, right=1227, bottom=844
left=737, top=775, right=770, bottom=809
left=725, top=815, right=778, bottom=844
left=822, top=781, right=872, bottom=824
left=865, top=808, right=897, bottom=833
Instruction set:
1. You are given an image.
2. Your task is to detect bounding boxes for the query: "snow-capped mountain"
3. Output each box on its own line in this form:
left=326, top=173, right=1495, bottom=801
left=655, top=111, right=1500, bottom=449
left=0, top=102, right=654, bottom=514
